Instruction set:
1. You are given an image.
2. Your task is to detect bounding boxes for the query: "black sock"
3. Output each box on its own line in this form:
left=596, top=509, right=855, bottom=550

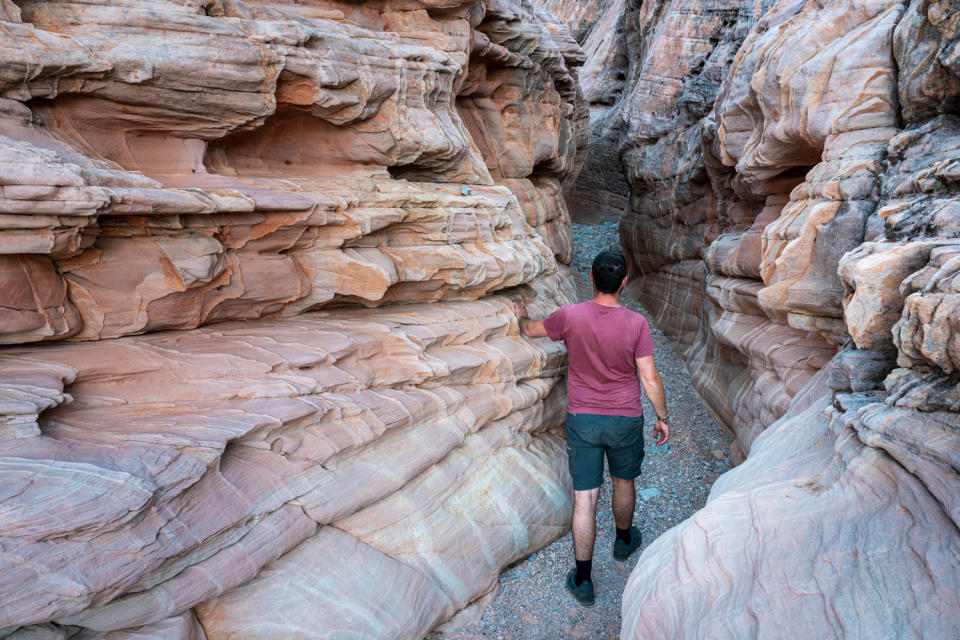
left=616, top=527, right=632, bottom=543
left=574, top=559, right=592, bottom=585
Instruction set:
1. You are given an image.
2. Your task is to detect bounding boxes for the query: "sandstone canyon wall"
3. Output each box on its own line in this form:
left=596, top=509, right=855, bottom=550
left=0, top=1, right=588, bottom=638
left=546, top=0, right=960, bottom=637
left=536, top=0, right=630, bottom=224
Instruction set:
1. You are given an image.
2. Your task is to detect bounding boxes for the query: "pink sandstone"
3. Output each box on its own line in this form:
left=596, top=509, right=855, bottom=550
left=0, top=0, right=589, bottom=637
left=539, top=0, right=960, bottom=637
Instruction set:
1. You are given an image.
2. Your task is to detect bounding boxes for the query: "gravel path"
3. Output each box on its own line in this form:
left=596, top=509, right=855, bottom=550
left=430, top=223, right=732, bottom=640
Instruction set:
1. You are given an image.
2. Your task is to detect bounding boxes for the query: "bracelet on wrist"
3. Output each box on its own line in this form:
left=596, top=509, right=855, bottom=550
left=656, top=415, right=670, bottom=423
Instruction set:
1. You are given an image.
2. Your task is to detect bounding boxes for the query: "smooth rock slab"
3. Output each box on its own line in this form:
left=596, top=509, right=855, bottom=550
left=622, top=372, right=960, bottom=639
left=0, top=273, right=577, bottom=636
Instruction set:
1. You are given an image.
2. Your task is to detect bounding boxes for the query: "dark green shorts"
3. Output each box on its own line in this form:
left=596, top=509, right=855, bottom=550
left=565, top=412, right=645, bottom=491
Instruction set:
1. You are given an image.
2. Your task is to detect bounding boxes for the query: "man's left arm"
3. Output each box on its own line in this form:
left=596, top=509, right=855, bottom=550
left=636, top=355, right=670, bottom=445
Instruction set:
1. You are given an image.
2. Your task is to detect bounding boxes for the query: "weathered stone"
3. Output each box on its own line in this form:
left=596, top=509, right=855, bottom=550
left=529, top=0, right=609, bottom=43
left=828, top=348, right=898, bottom=393
left=558, top=0, right=630, bottom=224
left=0, top=277, right=577, bottom=635
left=0, top=1, right=587, bottom=637
left=622, top=373, right=960, bottom=640
left=541, top=0, right=960, bottom=637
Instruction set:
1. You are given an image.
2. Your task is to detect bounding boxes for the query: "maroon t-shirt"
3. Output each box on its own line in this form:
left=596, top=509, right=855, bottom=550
left=543, top=301, right=655, bottom=417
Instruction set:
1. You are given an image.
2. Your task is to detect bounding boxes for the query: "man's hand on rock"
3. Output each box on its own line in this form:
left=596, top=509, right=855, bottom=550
left=513, top=300, right=547, bottom=338
left=513, top=299, right=529, bottom=319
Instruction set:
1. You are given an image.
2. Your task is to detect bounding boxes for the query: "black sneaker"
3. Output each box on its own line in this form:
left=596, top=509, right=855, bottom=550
left=613, top=526, right=642, bottom=560
left=565, top=568, right=595, bottom=606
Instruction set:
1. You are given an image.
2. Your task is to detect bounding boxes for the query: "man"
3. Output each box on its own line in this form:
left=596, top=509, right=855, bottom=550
left=513, top=250, right=670, bottom=606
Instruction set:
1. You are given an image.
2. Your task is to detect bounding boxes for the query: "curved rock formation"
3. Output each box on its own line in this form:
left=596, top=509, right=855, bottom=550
left=528, top=0, right=608, bottom=42
left=0, top=1, right=587, bottom=638
left=541, top=0, right=960, bottom=637
left=538, top=0, right=629, bottom=224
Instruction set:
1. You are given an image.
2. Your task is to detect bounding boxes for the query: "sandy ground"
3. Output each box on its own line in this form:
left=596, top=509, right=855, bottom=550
left=430, top=225, right=733, bottom=639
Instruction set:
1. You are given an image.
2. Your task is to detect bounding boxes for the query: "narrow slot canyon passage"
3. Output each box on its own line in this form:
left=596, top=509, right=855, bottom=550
left=431, top=224, right=734, bottom=639
left=4, top=1, right=960, bottom=638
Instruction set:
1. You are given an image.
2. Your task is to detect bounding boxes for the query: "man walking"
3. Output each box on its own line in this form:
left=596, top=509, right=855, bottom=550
left=513, top=250, right=670, bottom=606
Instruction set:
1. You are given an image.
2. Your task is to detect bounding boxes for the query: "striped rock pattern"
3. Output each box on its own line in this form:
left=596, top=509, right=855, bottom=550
left=0, top=0, right=587, bottom=637
left=540, top=0, right=960, bottom=637
left=535, top=0, right=629, bottom=224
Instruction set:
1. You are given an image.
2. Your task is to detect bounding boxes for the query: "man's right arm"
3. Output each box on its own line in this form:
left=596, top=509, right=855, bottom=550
left=513, top=300, right=549, bottom=338
left=636, top=355, right=670, bottom=445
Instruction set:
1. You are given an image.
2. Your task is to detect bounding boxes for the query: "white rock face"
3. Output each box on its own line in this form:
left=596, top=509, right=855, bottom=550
left=0, top=1, right=589, bottom=637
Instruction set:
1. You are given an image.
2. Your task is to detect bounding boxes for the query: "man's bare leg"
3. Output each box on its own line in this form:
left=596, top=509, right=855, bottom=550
left=572, top=488, right=600, bottom=584
left=611, top=476, right=636, bottom=530
left=612, top=475, right=642, bottom=559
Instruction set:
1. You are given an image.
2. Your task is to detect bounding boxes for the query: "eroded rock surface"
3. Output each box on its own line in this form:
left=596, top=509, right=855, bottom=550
left=541, top=0, right=960, bottom=637
left=0, top=1, right=587, bottom=637
left=528, top=0, right=607, bottom=42
left=537, top=0, right=629, bottom=224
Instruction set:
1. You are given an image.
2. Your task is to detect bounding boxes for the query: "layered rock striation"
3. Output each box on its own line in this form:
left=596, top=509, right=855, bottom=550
left=542, top=0, right=960, bottom=637
left=0, top=1, right=587, bottom=637
left=536, top=0, right=629, bottom=224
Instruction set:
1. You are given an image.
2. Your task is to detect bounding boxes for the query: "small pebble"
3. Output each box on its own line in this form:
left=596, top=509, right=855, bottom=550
left=639, top=488, right=661, bottom=501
